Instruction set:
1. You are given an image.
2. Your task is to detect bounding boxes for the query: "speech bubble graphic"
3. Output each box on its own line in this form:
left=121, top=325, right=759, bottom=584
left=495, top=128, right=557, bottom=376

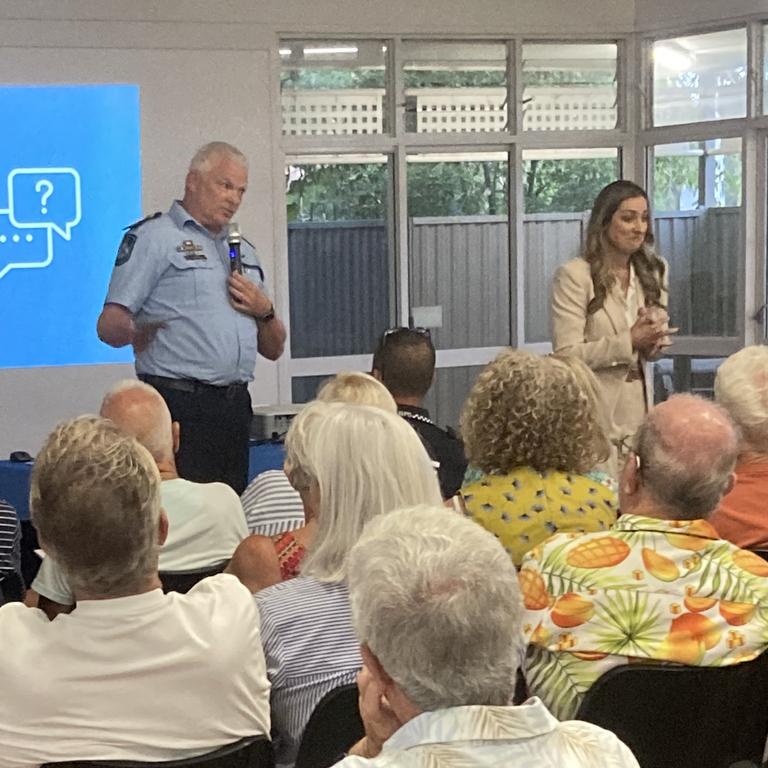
left=7, top=167, right=81, bottom=239
left=0, top=215, right=53, bottom=280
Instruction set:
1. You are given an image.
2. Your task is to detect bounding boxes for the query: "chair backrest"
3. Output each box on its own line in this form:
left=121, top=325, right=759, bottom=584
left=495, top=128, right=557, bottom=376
left=0, top=569, right=25, bottom=603
left=575, top=653, right=768, bottom=768
left=294, top=684, right=364, bottom=768
left=159, top=562, right=228, bottom=594
left=42, top=734, right=272, bottom=768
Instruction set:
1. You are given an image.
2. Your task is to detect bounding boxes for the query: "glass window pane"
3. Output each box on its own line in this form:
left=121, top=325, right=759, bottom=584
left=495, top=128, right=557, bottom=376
left=407, top=152, right=510, bottom=350
left=652, top=139, right=742, bottom=337
left=286, top=155, right=392, bottom=358
left=523, top=148, right=619, bottom=343
left=522, top=43, right=618, bottom=131
left=651, top=356, right=725, bottom=403
left=291, top=375, right=328, bottom=403
left=652, top=28, right=747, bottom=126
left=280, top=40, right=387, bottom=136
left=402, top=41, right=508, bottom=134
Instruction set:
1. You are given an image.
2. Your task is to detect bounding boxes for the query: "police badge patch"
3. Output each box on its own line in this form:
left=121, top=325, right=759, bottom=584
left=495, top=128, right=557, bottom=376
left=115, top=233, right=137, bottom=266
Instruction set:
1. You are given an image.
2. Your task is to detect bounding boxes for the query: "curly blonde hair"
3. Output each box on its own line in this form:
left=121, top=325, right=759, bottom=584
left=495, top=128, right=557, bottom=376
left=460, top=349, right=608, bottom=474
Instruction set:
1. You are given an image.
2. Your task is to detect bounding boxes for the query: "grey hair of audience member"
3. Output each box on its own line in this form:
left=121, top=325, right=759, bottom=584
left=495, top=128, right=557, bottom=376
left=714, top=345, right=768, bottom=454
left=348, top=505, right=523, bottom=711
left=100, top=379, right=174, bottom=462
left=296, top=402, right=442, bottom=582
left=30, top=415, right=162, bottom=598
left=634, top=393, right=738, bottom=520
left=189, top=141, right=248, bottom=174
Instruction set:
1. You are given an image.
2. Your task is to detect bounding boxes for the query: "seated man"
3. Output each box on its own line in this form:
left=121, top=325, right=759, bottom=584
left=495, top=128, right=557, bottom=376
left=341, top=505, right=639, bottom=767
left=0, top=416, right=269, bottom=765
left=372, top=328, right=467, bottom=498
left=521, top=394, right=768, bottom=720
left=710, top=346, right=768, bottom=548
left=33, top=380, right=248, bottom=617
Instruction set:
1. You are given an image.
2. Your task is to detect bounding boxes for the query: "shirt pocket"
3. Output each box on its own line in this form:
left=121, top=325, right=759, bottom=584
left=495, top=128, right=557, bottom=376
left=166, top=252, right=220, bottom=306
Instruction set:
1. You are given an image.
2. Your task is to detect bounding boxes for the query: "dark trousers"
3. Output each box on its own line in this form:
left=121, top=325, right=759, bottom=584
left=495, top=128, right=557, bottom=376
left=144, top=378, right=252, bottom=495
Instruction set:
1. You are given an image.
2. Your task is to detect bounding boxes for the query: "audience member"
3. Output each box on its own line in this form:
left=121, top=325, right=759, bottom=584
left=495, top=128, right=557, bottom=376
left=0, top=499, right=21, bottom=604
left=460, top=349, right=617, bottom=566
left=0, top=416, right=269, bottom=765
left=521, top=394, right=768, bottom=720
left=372, top=327, right=467, bottom=498
left=242, top=469, right=305, bottom=536
left=32, top=380, right=248, bottom=618
left=710, top=346, right=768, bottom=549
left=228, top=372, right=397, bottom=592
left=338, top=505, right=639, bottom=768
left=255, top=401, right=442, bottom=766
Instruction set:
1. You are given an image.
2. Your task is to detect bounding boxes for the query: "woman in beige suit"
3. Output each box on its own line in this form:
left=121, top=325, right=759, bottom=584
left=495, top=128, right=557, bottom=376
left=551, top=180, right=673, bottom=463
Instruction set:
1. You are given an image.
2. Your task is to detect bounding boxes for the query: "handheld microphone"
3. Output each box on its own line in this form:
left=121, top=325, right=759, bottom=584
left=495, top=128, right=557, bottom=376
left=227, top=223, right=243, bottom=274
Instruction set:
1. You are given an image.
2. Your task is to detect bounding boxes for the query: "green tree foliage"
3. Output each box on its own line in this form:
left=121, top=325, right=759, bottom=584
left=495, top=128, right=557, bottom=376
left=523, top=158, right=617, bottom=213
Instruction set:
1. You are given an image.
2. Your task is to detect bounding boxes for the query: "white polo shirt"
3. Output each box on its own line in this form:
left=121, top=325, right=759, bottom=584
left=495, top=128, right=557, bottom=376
left=0, top=574, right=270, bottom=767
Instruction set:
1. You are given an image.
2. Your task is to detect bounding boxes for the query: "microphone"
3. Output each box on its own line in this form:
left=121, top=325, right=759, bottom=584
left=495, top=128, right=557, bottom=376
left=227, top=223, right=243, bottom=274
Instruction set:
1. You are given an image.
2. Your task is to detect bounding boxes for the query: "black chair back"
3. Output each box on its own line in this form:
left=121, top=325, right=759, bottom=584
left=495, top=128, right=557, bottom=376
left=159, top=562, right=228, bottom=594
left=294, top=685, right=364, bottom=768
left=0, top=569, right=25, bottom=603
left=576, top=653, right=768, bottom=768
left=42, top=735, right=272, bottom=768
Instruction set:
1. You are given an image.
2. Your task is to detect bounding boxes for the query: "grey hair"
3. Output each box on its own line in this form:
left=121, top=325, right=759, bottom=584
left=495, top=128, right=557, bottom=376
left=635, top=394, right=738, bottom=520
left=100, top=379, right=174, bottom=462
left=30, top=415, right=162, bottom=597
left=348, top=505, right=523, bottom=711
left=715, top=346, right=768, bottom=452
left=297, top=402, right=442, bottom=582
left=189, top=141, right=248, bottom=174
left=316, top=371, right=397, bottom=413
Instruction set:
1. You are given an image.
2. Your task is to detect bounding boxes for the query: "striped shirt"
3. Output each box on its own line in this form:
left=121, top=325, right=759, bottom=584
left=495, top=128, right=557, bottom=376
left=0, top=500, right=20, bottom=575
left=241, top=470, right=305, bottom=537
left=255, top=577, right=361, bottom=767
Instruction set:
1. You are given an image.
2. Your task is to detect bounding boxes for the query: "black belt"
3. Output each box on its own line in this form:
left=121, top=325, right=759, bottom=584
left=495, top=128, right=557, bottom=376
left=138, top=374, right=247, bottom=398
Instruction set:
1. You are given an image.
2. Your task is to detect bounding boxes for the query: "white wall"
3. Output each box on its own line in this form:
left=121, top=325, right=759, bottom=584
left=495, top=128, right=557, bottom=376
left=634, top=0, right=766, bottom=32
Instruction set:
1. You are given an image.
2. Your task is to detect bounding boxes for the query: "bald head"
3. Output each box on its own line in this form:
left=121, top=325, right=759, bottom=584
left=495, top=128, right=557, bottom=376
left=632, top=394, right=738, bottom=520
left=100, top=381, right=175, bottom=463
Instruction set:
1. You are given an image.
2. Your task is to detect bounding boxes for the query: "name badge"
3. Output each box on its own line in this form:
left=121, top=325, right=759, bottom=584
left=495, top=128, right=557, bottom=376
left=176, top=240, right=206, bottom=260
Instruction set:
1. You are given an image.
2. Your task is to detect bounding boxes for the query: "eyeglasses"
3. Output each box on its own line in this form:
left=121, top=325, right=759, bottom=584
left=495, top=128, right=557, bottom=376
left=380, top=326, right=431, bottom=343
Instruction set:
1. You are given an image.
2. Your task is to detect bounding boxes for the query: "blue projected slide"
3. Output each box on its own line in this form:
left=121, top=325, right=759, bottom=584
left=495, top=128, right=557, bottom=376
left=0, top=85, right=141, bottom=368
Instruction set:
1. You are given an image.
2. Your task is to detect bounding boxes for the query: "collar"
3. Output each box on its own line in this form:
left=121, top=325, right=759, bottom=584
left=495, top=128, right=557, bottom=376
left=169, top=200, right=225, bottom=240
left=614, top=513, right=719, bottom=539
left=71, top=588, right=167, bottom=618
left=397, top=404, right=433, bottom=425
left=385, top=699, right=558, bottom=752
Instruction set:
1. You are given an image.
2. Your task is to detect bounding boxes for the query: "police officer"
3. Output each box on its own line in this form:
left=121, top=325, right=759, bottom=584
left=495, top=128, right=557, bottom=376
left=97, top=141, right=286, bottom=494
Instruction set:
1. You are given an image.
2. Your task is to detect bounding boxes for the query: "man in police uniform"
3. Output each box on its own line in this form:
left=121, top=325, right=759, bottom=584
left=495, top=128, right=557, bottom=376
left=97, top=141, right=286, bottom=494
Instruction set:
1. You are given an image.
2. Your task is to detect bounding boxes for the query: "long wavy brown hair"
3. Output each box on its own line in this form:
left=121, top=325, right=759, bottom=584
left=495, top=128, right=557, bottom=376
left=584, top=180, right=666, bottom=315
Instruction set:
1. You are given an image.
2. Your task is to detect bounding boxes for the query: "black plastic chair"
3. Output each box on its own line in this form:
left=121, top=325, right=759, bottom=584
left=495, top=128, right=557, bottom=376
left=575, top=652, right=768, bottom=768
left=42, top=735, right=272, bottom=768
left=0, top=569, right=25, bottom=603
left=294, top=685, right=364, bottom=768
left=159, top=562, right=228, bottom=594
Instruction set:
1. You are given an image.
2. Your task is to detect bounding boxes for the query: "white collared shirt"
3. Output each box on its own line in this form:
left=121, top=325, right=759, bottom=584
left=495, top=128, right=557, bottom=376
left=336, top=698, right=639, bottom=768
left=621, top=262, right=640, bottom=329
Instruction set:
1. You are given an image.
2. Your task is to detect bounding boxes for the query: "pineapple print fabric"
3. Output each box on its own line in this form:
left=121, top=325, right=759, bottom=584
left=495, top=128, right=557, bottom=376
left=461, top=468, right=618, bottom=566
left=520, top=514, right=768, bottom=720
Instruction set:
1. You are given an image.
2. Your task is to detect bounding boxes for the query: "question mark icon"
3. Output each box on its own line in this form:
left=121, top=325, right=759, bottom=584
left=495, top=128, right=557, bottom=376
left=35, top=179, right=54, bottom=215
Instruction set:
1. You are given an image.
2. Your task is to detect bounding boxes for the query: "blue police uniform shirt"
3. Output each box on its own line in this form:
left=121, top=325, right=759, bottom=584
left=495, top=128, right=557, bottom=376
left=105, top=201, right=267, bottom=385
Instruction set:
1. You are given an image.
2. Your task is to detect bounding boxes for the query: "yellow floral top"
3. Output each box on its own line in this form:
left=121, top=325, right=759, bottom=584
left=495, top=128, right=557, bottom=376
left=520, top=514, right=768, bottom=720
left=461, top=467, right=618, bottom=567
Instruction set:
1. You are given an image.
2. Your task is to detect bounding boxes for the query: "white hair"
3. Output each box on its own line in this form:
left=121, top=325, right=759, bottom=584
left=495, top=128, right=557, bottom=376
left=100, top=379, right=174, bottom=462
left=189, top=141, right=248, bottom=174
left=297, top=402, right=442, bottom=582
left=31, top=416, right=162, bottom=597
left=316, top=371, right=397, bottom=413
left=715, top=346, right=768, bottom=452
left=348, top=505, right=523, bottom=711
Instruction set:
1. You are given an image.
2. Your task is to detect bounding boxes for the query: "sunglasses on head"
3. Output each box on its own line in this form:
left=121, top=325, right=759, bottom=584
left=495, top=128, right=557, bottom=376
left=380, top=326, right=431, bottom=343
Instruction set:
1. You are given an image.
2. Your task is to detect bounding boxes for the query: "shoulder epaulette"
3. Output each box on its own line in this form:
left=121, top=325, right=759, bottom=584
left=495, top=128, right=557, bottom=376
left=123, top=211, right=163, bottom=231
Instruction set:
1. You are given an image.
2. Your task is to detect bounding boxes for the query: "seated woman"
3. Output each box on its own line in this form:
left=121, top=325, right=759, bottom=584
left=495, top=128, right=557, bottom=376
left=459, top=349, right=618, bottom=567
left=254, top=400, right=441, bottom=767
left=226, top=372, right=396, bottom=593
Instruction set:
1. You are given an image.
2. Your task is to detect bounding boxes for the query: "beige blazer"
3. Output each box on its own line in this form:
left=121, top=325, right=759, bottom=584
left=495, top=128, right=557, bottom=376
left=551, top=257, right=667, bottom=448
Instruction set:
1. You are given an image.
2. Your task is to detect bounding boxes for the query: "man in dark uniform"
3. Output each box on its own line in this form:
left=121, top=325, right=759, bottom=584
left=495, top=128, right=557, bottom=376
left=97, top=141, right=286, bottom=494
left=372, top=328, right=467, bottom=498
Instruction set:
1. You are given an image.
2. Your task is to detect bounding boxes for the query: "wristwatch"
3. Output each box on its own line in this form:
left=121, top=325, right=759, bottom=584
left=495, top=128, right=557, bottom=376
left=255, top=303, right=276, bottom=323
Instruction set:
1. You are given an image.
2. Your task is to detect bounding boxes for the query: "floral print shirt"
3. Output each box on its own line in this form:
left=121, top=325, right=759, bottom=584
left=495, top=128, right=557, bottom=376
left=520, top=514, right=768, bottom=720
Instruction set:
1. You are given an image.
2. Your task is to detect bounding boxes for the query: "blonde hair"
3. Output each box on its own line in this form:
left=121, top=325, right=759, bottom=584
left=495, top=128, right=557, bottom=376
left=295, top=401, right=442, bottom=582
left=316, top=371, right=397, bottom=413
left=31, top=416, right=162, bottom=597
left=460, top=349, right=607, bottom=474
left=715, top=346, right=768, bottom=452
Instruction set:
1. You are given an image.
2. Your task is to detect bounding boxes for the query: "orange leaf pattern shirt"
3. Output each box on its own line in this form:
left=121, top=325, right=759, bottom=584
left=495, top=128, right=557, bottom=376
left=520, top=514, right=768, bottom=720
